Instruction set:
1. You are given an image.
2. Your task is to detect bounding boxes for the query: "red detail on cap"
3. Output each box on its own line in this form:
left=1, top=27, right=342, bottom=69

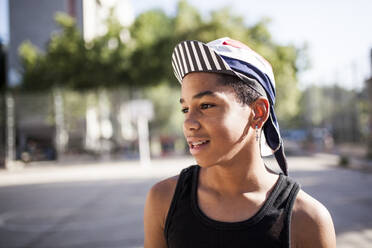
left=222, top=39, right=273, bottom=70
left=222, top=39, right=252, bottom=50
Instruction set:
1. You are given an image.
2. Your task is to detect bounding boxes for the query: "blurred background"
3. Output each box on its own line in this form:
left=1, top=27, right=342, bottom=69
left=0, top=0, right=372, bottom=247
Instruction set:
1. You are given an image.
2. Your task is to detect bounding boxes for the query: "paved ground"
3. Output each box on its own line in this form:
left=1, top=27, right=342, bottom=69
left=0, top=154, right=371, bottom=248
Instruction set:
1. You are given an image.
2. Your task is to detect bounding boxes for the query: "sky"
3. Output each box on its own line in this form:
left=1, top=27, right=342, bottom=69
left=1, top=0, right=372, bottom=90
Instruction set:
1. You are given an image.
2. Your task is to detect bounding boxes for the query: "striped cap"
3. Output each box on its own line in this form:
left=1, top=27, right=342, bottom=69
left=172, top=37, right=288, bottom=175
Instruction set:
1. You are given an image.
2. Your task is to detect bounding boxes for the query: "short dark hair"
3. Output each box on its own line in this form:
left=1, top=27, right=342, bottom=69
left=217, top=74, right=262, bottom=106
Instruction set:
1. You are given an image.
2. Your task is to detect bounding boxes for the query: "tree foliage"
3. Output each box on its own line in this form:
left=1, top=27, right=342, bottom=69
left=18, top=1, right=303, bottom=123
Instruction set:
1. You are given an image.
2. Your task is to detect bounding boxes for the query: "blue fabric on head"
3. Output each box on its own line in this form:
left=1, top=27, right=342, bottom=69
left=221, top=55, right=276, bottom=105
left=221, top=55, right=281, bottom=151
left=264, top=111, right=281, bottom=150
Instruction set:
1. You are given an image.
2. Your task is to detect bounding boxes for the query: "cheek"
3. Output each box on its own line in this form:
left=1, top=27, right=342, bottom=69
left=211, top=111, right=249, bottom=142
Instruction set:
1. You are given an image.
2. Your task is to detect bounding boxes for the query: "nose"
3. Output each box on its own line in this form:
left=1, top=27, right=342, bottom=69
left=184, top=115, right=201, bottom=131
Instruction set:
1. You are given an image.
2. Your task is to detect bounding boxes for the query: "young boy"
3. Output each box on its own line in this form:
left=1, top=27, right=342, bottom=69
left=144, top=37, right=336, bottom=248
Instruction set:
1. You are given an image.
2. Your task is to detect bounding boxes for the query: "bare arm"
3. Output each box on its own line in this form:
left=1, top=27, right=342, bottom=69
left=291, top=190, right=336, bottom=248
left=144, top=176, right=178, bottom=248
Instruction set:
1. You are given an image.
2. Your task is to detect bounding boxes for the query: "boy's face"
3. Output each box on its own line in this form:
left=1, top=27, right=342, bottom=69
left=180, top=72, right=253, bottom=167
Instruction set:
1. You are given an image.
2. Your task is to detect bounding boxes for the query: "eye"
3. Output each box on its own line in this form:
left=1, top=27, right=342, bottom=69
left=200, top=103, right=215, bottom=110
left=181, top=107, right=189, bottom=113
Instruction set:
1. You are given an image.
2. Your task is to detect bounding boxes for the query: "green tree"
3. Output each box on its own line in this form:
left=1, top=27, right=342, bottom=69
left=19, top=12, right=133, bottom=91
left=128, top=9, right=174, bottom=87
left=18, top=1, right=303, bottom=126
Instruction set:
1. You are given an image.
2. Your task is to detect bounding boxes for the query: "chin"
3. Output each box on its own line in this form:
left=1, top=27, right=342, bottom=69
left=194, top=151, right=237, bottom=169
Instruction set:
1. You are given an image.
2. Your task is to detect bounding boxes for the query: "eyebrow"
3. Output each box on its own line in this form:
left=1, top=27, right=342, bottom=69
left=179, top=90, right=217, bottom=104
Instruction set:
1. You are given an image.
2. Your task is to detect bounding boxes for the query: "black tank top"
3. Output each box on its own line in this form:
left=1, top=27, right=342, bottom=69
left=164, top=165, right=300, bottom=248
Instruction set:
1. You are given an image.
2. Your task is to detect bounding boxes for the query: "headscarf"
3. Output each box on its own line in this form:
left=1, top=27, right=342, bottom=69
left=172, top=37, right=288, bottom=175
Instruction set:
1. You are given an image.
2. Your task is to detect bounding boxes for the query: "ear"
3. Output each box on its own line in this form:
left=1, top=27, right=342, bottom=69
left=251, top=97, right=270, bottom=129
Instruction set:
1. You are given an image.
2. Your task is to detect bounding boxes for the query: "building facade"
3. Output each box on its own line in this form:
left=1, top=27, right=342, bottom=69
left=8, top=0, right=84, bottom=86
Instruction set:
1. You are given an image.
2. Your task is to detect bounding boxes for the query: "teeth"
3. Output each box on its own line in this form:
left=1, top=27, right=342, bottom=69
left=192, top=140, right=208, bottom=146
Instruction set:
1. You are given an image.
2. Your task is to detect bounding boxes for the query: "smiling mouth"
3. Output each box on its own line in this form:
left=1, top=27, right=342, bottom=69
left=189, top=140, right=210, bottom=149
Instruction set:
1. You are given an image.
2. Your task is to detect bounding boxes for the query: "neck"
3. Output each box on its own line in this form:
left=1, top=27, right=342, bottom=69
left=200, top=141, right=276, bottom=196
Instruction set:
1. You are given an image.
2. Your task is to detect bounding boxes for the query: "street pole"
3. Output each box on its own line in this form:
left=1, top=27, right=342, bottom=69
left=0, top=91, right=5, bottom=168
left=127, top=99, right=153, bottom=167
left=367, top=78, right=372, bottom=159
left=5, top=92, right=15, bottom=170
left=0, top=41, right=6, bottom=168
left=54, top=87, right=67, bottom=162
left=137, top=115, right=150, bottom=167
left=367, top=49, right=372, bottom=159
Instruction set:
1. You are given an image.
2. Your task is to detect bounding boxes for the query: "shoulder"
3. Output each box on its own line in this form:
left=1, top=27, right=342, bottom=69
left=145, top=175, right=179, bottom=228
left=291, top=189, right=336, bottom=248
left=144, top=175, right=179, bottom=248
left=145, top=165, right=195, bottom=226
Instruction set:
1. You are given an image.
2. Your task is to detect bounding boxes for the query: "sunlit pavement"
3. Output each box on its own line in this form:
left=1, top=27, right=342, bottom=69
left=0, top=154, right=371, bottom=248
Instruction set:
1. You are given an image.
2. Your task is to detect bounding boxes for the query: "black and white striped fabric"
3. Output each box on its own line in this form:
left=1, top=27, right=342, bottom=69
left=172, top=40, right=233, bottom=83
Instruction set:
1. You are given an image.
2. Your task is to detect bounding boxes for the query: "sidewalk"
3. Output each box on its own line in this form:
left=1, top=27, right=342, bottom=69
left=0, top=156, right=195, bottom=187
left=336, top=143, right=372, bottom=172
left=0, top=153, right=344, bottom=187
